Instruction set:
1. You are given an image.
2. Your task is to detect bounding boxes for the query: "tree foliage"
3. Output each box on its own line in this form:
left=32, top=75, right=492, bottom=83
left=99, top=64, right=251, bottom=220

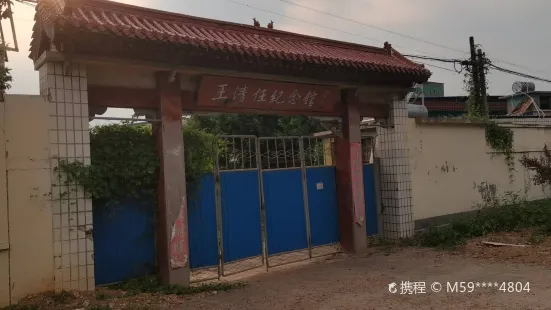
left=57, top=121, right=217, bottom=206
left=520, top=145, right=551, bottom=186
left=195, top=114, right=325, bottom=136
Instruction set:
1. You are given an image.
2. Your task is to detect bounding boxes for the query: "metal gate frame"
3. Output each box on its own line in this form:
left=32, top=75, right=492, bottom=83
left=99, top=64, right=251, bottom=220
left=190, top=135, right=340, bottom=282
left=259, top=136, right=312, bottom=268
left=216, top=135, right=264, bottom=277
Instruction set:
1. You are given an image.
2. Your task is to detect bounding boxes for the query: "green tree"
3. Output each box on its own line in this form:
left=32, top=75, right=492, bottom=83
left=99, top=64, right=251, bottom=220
left=57, top=120, right=217, bottom=206
left=195, top=115, right=325, bottom=136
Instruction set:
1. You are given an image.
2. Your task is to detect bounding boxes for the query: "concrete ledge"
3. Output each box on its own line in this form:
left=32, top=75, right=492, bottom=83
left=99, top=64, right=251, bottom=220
left=0, top=243, right=9, bottom=251
left=414, top=117, right=551, bottom=129
left=415, top=118, right=487, bottom=127
left=414, top=210, right=480, bottom=231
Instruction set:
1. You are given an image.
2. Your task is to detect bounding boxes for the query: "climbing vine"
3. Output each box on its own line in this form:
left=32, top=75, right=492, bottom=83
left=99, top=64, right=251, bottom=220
left=56, top=119, right=217, bottom=207
left=464, top=69, right=483, bottom=120
left=485, top=121, right=515, bottom=179
left=463, top=48, right=515, bottom=180
left=464, top=56, right=489, bottom=121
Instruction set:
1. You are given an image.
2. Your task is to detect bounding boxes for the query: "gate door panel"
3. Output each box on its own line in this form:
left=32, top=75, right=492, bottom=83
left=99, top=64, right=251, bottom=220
left=307, top=167, right=339, bottom=248
left=220, top=170, right=263, bottom=263
left=260, top=137, right=310, bottom=267
left=216, top=136, right=264, bottom=276
left=263, top=169, right=307, bottom=255
left=304, top=137, right=339, bottom=257
left=188, top=173, right=219, bottom=282
left=363, top=164, right=379, bottom=236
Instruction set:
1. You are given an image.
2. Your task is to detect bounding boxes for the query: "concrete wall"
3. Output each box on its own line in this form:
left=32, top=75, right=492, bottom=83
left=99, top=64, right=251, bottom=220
left=0, top=95, right=55, bottom=307
left=0, top=95, right=8, bottom=307
left=409, top=118, right=551, bottom=223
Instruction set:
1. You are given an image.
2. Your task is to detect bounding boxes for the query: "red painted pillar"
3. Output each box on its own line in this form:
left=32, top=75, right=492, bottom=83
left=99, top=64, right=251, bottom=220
left=155, top=72, right=190, bottom=286
left=335, top=95, right=367, bottom=253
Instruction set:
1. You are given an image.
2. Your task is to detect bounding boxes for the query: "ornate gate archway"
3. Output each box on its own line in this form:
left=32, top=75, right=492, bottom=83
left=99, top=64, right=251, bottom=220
left=31, top=0, right=430, bottom=289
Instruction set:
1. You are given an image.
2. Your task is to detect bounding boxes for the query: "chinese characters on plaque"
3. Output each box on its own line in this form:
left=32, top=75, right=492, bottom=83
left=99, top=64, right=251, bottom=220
left=350, top=142, right=365, bottom=226
left=197, top=75, right=339, bottom=113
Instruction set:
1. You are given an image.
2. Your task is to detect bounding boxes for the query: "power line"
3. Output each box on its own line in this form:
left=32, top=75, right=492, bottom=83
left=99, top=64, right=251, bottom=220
left=403, top=54, right=462, bottom=63
left=226, top=0, right=467, bottom=77
left=223, top=0, right=447, bottom=60
left=491, top=58, right=551, bottom=76
left=224, top=0, right=383, bottom=46
left=489, top=64, right=551, bottom=84
left=278, top=0, right=549, bottom=77
left=418, top=62, right=458, bottom=73
left=407, top=52, right=551, bottom=82
left=279, top=0, right=466, bottom=54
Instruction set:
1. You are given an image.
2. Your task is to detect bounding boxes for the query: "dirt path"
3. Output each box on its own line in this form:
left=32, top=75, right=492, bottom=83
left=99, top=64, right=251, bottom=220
left=176, top=247, right=551, bottom=310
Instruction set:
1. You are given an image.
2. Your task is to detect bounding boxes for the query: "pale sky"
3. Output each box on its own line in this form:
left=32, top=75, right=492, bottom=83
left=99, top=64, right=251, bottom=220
left=5, top=0, right=551, bottom=118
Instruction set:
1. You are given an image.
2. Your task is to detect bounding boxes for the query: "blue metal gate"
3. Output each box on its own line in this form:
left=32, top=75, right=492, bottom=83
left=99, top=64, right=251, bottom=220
left=362, top=137, right=379, bottom=236
left=260, top=137, right=339, bottom=267
left=363, top=164, right=379, bottom=236
left=188, top=135, right=340, bottom=281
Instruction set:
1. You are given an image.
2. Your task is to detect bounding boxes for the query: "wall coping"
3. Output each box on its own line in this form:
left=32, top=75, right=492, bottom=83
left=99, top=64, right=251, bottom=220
left=414, top=118, right=486, bottom=127
left=414, top=117, right=551, bottom=129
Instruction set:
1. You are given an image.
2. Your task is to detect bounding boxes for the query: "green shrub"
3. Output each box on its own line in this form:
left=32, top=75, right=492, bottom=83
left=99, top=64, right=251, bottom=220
left=417, top=199, right=551, bottom=248
left=56, top=120, right=217, bottom=207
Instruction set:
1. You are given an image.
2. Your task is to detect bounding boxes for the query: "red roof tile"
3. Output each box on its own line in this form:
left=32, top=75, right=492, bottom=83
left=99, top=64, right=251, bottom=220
left=31, top=0, right=430, bottom=82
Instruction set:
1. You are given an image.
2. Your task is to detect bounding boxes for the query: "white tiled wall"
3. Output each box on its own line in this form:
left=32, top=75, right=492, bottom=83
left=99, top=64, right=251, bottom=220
left=376, top=96, right=414, bottom=240
left=39, top=62, right=94, bottom=291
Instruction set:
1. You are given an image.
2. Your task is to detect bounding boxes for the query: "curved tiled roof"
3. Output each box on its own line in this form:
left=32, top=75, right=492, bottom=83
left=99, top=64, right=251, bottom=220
left=31, top=0, right=431, bottom=82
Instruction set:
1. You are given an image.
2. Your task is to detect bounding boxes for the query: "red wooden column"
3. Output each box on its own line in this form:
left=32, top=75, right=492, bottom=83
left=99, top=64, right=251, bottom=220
left=155, top=72, right=190, bottom=286
left=335, top=94, right=367, bottom=253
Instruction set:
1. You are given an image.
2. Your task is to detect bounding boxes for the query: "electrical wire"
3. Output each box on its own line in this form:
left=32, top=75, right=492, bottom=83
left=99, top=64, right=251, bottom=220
left=490, top=64, right=551, bottom=83
left=279, top=0, right=467, bottom=54
left=278, top=0, right=549, bottom=76
left=417, top=62, right=458, bottom=73
left=227, top=0, right=470, bottom=77
left=223, top=0, right=448, bottom=60
left=21, top=0, right=551, bottom=84
left=16, top=0, right=551, bottom=78
left=402, top=54, right=462, bottom=63
left=225, top=0, right=384, bottom=45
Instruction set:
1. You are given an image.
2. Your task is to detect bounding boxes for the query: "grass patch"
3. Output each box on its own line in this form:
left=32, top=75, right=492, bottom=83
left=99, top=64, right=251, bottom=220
left=0, top=291, right=76, bottom=310
left=95, top=292, right=111, bottom=300
left=86, top=306, right=112, bottom=310
left=47, top=291, right=76, bottom=304
left=109, top=276, right=246, bottom=296
left=413, top=199, right=551, bottom=248
left=0, top=306, right=39, bottom=310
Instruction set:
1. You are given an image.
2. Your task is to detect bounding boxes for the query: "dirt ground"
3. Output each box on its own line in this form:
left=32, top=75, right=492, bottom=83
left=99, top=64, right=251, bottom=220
left=11, top=231, right=551, bottom=310
left=175, top=234, right=551, bottom=310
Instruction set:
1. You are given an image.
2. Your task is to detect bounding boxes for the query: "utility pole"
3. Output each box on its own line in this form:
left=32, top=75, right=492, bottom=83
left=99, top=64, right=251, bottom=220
left=477, top=48, right=488, bottom=117
left=469, top=36, right=481, bottom=114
